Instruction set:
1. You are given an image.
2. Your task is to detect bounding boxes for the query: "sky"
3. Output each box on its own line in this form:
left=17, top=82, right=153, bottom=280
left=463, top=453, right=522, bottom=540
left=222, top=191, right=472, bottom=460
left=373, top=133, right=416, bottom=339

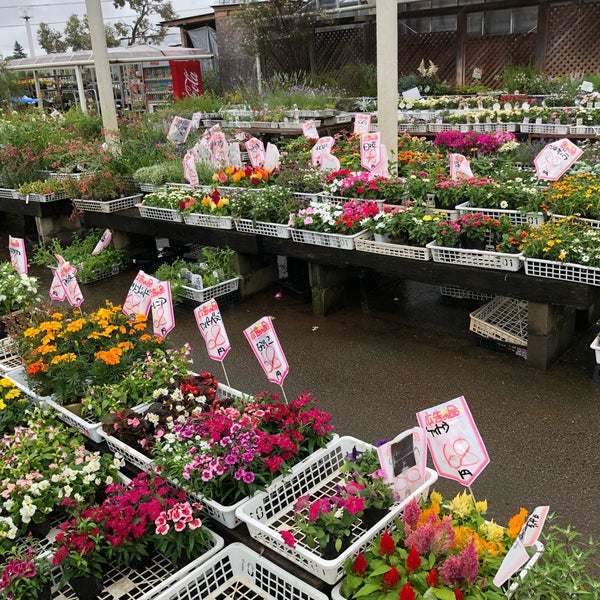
left=0, top=0, right=213, bottom=60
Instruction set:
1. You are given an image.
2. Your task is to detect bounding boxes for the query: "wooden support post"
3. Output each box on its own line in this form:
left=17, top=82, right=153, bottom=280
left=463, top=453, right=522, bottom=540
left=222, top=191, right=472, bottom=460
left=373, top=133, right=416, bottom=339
left=527, top=301, right=576, bottom=370
left=455, top=8, right=466, bottom=88
left=231, top=254, right=279, bottom=298
left=309, top=263, right=360, bottom=316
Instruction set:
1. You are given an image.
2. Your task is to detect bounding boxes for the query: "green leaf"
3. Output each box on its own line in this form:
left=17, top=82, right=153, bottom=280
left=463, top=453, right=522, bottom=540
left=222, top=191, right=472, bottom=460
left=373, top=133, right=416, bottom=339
left=432, top=589, right=457, bottom=600
left=354, top=583, right=383, bottom=598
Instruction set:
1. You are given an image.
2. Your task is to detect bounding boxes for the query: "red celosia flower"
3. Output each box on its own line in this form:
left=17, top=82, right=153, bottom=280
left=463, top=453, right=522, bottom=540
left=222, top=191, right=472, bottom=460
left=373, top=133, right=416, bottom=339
left=454, top=589, right=463, bottom=600
left=352, top=553, right=367, bottom=576
left=426, top=568, right=439, bottom=587
left=406, top=545, right=421, bottom=573
left=383, top=564, right=399, bottom=589
left=379, top=531, right=395, bottom=555
left=399, top=582, right=416, bottom=600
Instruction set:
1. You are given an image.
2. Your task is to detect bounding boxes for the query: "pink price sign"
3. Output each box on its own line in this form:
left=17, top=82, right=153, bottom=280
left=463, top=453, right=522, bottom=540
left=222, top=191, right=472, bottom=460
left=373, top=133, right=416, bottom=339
left=210, top=131, right=229, bottom=166
left=150, top=280, right=175, bottom=339
left=449, top=153, right=474, bottom=181
left=311, top=136, right=335, bottom=167
left=353, top=114, right=371, bottom=135
left=244, top=137, right=266, bottom=168
left=8, top=236, right=27, bottom=274
left=243, top=316, right=289, bottom=386
left=49, top=270, right=66, bottom=301
left=122, top=270, right=158, bottom=319
left=91, top=229, right=112, bottom=255
left=194, top=299, right=231, bottom=361
left=183, top=151, right=199, bottom=186
left=360, top=132, right=382, bottom=171
left=416, top=396, right=489, bottom=486
left=534, top=138, right=583, bottom=181
left=57, top=262, right=84, bottom=308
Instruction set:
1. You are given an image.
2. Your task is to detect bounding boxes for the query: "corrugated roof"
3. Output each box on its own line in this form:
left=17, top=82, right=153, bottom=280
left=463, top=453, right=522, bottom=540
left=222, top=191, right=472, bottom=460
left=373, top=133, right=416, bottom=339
left=5, top=45, right=212, bottom=71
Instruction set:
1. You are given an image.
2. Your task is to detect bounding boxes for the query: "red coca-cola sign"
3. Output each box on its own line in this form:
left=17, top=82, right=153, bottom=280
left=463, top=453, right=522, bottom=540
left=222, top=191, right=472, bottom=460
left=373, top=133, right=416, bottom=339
left=169, top=60, right=203, bottom=99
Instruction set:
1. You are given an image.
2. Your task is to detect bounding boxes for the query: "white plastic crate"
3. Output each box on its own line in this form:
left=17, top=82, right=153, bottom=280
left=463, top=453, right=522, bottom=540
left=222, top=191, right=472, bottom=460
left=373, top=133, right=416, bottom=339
left=5, top=365, right=54, bottom=406
left=180, top=277, right=241, bottom=303
left=0, top=188, right=19, bottom=199
left=50, top=529, right=224, bottom=600
left=455, top=202, right=545, bottom=226
left=520, top=123, right=568, bottom=134
left=138, top=204, right=184, bottom=222
left=524, top=257, right=600, bottom=286
left=235, top=436, right=438, bottom=585
left=138, top=183, right=165, bottom=193
left=234, top=218, right=292, bottom=238
left=164, top=543, right=329, bottom=600
left=46, top=397, right=104, bottom=443
left=425, top=206, right=459, bottom=221
left=79, top=264, right=121, bottom=284
left=590, top=336, right=600, bottom=364
left=549, top=213, right=600, bottom=229
left=72, top=194, right=142, bottom=213
left=183, top=213, right=234, bottom=229
left=470, top=296, right=528, bottom=347
left=426, top=241, right=523, bottom=271
left=569, top=125, right=598, bottom=135
left=0, top=337, right=22, bottom=373
left=20, top=191, right=69, bottom=203
left=354, top=237, right=431, bottom=261
left=439, top=286, right=494, bottom=301
left=427, top=123, right=470, bottom=133
left=290, top=228, right=370, bottom=250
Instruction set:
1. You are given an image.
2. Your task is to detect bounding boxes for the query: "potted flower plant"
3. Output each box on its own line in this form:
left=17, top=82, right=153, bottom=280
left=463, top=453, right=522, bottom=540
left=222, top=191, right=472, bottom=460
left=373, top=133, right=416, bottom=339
left=338, top=490, right=535, bottom=600
left=15, top=301, right=161, bottom=404
left=289, top=199, right=379, bottom=235
left=0, top=541, right=52, bottom=600
left=0, top=263, right=39, bottom=334
left=0, top=376, right=32, bottom=434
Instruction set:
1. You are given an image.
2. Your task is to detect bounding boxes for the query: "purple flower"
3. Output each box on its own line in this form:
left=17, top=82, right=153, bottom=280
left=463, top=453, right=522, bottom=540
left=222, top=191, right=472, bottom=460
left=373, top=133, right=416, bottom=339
left=439, top=554, right=462, bottom=586
left=459, top=538, right=479, bottom=584
left=402, top=498, right=421, bottom=531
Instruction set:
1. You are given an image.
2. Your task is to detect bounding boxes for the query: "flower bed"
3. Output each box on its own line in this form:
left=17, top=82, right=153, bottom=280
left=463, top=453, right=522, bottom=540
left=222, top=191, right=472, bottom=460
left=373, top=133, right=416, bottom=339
left=236, top=436, right=438, bottom=584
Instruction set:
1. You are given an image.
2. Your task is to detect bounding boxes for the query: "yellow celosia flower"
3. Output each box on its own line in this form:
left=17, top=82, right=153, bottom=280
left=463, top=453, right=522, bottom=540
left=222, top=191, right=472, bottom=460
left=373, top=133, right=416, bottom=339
left=0, top=399, right=5, bottom=410
left=479, top=519, right=504, bottom=543
left=429, top=490, right=443, bottom=504
left=448, top=490, right=473, bottom=518
left=475, top=499, right=488, bottom=514
left=0, top=378, right=12, bottom=388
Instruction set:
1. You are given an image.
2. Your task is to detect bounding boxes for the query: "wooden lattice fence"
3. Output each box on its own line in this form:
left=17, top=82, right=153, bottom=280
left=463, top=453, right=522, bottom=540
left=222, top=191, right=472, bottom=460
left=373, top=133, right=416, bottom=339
left=396, top=31, right=457, bottom=84
left=544, top=2, right=600, bottom=76
left=464, top=34, right=536, bottom=89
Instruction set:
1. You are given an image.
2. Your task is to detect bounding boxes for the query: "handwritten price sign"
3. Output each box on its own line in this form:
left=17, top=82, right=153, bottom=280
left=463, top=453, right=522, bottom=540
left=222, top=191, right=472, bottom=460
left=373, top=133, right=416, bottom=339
left=416, top=396, right=489, bottom=486
left=311, top=136, right=335, bottom=167
left=56, top=262, right=84, bottom=308
left=360, top=132, right=382, bottom=171
left=8, top=236, right=27, bottom=274
left=353, top=113, right=371, bottom=135
left=302, top=120, right=319, bottom=140
left=245, top=137, right=266, bottom=168
left=210, top=131, right=230, bottom=167
left=449, top=153, right=474, bottom=181
left=122, top=270, right=158, bottom=319
left=493, top=505, right=549, bottom=587
left=194, top=299, right=231, bottom=361
left=534, top=138, right=583, bottom=181
left=243, top=316, right=289, bottom=386
left=183, top=151, right=199, bottom=186
left=150, top=280, right=175, bottom=339
left=91, top=229, right=112, bottom=255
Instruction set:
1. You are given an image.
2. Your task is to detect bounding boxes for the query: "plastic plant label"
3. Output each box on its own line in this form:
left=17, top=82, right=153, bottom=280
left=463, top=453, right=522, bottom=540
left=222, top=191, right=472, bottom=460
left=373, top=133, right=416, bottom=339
left=183, top=150, right=199, bottom=186
left=122, top=270, right=158, bottom=318
left=416, top=396, right=489, bottom=485
left=91, top=229, right=112, bottom=255
left=57, top=262, right=84, bottom=307
left=8, top=236, right=27, bottom=274
left=244, top=316, right=289, bottom=386
left=449, top=153, right=474, bottom=181
left=210, top=131, right=230, bottom=167
left=519, top=505, right=550, bottom=547
left=166, top=116, right=193, bottom=145
left=50, top=269, right=66, bottom=301
left=194, top=299, right=231, bottom=361
left=150, top=280, right=174, bottom=339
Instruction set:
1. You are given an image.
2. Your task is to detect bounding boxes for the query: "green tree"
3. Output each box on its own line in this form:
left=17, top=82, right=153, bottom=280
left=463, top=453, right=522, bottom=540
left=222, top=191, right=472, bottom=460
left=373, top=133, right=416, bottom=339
left=235, top=0, right=326, bottom=74
left=112, top=0, right=177, bottom=45
left=37, top=23, right=68, bottom=54
left=10, top=42, right=27, bottom=59
left=64, top=14, right=121, bottom=51
left=0, top=61, right=20, bottom=109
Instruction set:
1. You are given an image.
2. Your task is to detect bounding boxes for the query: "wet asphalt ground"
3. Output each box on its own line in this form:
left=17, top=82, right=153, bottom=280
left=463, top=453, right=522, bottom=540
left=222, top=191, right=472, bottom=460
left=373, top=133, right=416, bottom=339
left=5, top=235, right=600, bottom=549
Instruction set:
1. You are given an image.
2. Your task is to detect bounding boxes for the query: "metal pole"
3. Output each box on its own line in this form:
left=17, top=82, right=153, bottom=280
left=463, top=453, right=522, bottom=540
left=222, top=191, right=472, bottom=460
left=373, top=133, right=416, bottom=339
left=74, top=66, right=88, bottom=114
left=376, top=0, right=398, bottom=171
left=21, top=14, right=43, bottom=112
left=85, top=0, right=120, bottom=148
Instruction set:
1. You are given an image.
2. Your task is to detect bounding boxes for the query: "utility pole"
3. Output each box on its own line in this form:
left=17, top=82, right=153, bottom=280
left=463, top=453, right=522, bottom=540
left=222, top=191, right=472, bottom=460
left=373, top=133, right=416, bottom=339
left=20, top=9, right=43, bottom=112
left=85, top=0, right=120, bottom=148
